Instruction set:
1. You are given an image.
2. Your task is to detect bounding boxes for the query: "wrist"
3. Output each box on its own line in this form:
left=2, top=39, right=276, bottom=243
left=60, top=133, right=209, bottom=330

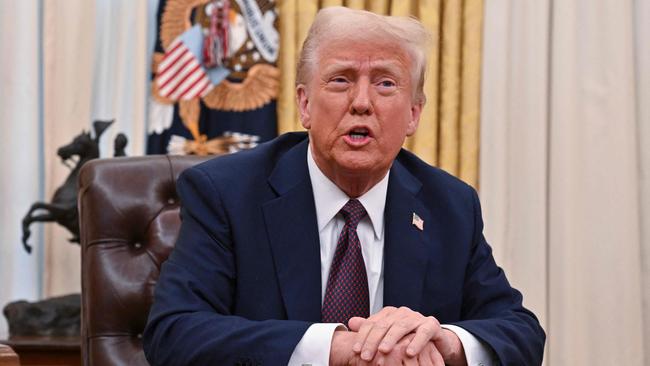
left=442, top=328, right=467, bottom=366
left=329, top=330, right=356, bottom=366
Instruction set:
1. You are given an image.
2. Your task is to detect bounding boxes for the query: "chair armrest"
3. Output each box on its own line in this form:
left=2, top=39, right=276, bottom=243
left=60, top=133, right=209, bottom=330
left=0, top=344, right=20, bottom=366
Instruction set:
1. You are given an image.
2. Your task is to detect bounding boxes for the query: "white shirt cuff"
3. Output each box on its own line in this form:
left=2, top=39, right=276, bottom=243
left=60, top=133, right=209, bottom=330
left=442, top=324, right=497, bottom=366
left=288, top=323, right=346, bottom=366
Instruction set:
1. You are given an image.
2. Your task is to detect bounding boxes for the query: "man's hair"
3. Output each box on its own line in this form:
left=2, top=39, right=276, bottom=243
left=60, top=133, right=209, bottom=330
left=296, top=6, right=431, bottom=104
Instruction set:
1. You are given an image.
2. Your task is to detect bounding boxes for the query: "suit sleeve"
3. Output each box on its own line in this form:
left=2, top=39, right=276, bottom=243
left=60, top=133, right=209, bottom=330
left=143, top=167, right=311, bottom=366
left=451, top=186, right=546, bottom=365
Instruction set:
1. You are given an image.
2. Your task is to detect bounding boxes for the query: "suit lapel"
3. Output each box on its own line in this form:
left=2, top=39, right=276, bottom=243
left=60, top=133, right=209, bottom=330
left=262, top=140, right=322, bottom=322
left=383, top=160, right=431, bottom=311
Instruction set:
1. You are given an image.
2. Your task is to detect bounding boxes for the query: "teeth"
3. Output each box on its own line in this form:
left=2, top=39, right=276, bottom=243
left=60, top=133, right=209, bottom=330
left=349, top=128, right=368, bottom=140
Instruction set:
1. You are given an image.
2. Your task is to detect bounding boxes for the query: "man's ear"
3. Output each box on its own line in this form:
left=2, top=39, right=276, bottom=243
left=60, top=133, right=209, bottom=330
left=296, top=85, right=311, bottom=129
left=406, top=101, right=424, bottom=136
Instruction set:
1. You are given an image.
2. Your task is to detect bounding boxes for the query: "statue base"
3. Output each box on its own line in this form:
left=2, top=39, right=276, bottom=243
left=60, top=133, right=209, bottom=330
left=3, top=294, right=80, bottom=337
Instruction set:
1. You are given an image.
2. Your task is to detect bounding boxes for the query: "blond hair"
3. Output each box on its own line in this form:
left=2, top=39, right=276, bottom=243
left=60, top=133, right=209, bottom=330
left=296, top=6, right=431, bottom=104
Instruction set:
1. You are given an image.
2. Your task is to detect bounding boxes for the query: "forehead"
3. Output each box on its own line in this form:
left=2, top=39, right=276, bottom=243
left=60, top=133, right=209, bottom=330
left=316, top=38, right=413, bottom=76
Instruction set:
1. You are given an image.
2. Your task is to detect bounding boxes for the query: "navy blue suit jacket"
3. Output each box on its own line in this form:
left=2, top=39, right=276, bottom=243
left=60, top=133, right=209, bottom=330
left=143, top=132, right=545, bottom=365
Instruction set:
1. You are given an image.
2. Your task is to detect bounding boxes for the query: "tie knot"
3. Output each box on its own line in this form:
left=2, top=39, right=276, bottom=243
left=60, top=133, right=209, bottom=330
left=340, top=199, right=367, bottom=229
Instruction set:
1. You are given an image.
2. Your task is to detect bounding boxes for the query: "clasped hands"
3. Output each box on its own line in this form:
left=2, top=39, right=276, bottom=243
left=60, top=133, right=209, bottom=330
left=330, top=306, right=467, bottom=366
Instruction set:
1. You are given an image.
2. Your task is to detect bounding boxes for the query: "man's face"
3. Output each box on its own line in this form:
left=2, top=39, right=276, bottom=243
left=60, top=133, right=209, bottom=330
left=297, top=39, right=423, bottom=182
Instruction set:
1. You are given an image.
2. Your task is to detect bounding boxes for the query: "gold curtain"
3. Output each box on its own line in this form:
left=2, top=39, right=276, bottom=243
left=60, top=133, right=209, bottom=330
left=276, top=0, right=483, bottom=188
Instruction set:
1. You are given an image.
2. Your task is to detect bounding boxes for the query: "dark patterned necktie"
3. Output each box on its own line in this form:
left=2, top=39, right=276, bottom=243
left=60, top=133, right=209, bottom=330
left=321, top=199, right=370, bottom=325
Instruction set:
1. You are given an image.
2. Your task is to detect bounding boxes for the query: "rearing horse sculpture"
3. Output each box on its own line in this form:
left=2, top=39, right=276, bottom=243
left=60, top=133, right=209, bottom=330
left=21, top=120, right=121, bottom=253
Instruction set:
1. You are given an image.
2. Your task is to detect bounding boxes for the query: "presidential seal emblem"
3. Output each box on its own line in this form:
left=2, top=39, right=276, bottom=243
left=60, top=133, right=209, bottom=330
left=150, top=0, right=279, bottom=155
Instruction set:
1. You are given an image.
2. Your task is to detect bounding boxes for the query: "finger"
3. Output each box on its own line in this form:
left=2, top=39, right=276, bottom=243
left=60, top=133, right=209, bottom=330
left=389, top=332, right=414, bottom=366
left=358, top=319, right=391, bottom=361
left=348, top=306, right=397, bottom=353
left=416, top=345, right=434, bottom=366
left=376, top=307, right=424, bottom=354
left=349, top=353, right=367, bottom=366
left=406, top=318, right=439, bottom=357
left=362, top=307, right=417, bottom=359
left=353, top=315, right=391, bottom=354
left=355, top=355, right=372, bottom=366
left=429, top=345, right=445, bottom=366
left=371, top=353, right=386, bottom=366
left=430, top=328, right=454, bottom=358
left=405, top=327, right=435, bottom=357
left=353, top=308, right=396, bottom=355
left=348, top=316, right=366, bottom=332
left=402, top=355, right=418, bottom=366
left=377, top=317, right=420, bottom=354
left=352, top=318, right=376, bottom=354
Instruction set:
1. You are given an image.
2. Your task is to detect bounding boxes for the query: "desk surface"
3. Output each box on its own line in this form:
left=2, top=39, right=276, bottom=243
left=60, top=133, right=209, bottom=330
left=1, top=336, right=79, bottom=350
left=0, top=336, right=80, bottom=366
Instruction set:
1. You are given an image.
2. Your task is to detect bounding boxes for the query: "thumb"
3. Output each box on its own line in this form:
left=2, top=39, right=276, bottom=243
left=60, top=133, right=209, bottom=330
left=347, top=316, right=366, bottom=331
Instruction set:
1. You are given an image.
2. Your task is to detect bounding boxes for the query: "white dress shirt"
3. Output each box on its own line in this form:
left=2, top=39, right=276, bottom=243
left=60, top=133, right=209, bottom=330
left=288, top=145, right=495, bottom=366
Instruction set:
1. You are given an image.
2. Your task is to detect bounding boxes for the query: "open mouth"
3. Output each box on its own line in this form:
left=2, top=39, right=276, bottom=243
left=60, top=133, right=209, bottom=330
left=348, top=128, right=370, bottom=140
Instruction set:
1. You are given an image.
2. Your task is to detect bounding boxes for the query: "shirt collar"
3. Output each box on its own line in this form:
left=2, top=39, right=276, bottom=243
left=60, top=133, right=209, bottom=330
left=307, top=143, right=388, bottom=240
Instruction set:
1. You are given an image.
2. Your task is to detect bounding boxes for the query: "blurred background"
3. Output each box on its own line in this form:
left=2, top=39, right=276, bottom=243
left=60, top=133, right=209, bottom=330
left=0, top=0, right=648, bottom=364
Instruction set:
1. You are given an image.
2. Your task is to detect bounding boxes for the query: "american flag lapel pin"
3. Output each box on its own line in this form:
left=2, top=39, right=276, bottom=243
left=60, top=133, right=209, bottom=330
left=412, top=212, right=424, bottom=231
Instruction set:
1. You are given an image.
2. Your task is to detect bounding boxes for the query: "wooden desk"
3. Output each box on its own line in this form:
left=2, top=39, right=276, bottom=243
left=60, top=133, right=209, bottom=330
left=0, top=336, right=80, bottom=366
left=0, top=344, right=20, bottom=366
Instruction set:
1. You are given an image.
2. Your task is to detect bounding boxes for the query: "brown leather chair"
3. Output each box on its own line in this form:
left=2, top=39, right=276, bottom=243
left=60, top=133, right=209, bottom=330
left=0, top=344, right=19, bottom=366
left=78, top=155, right=209, bottom=366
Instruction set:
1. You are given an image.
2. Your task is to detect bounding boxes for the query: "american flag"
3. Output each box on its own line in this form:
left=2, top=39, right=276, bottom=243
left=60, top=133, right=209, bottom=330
left=156, top=37, right=213, bottom=101
left=412, top=212, right=424, bottom=231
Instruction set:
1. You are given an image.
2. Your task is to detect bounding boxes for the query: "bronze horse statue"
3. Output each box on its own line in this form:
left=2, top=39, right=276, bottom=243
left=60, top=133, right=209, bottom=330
left=21, top=120, right=126, bottom=253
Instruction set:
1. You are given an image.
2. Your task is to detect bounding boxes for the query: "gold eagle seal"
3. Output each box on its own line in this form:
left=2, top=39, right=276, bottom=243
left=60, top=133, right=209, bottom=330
left=151, top=0, right=280, bottom=151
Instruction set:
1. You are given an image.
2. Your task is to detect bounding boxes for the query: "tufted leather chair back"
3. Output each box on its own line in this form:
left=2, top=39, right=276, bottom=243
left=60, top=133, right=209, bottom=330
left=78, top=155, right=210, bottom=366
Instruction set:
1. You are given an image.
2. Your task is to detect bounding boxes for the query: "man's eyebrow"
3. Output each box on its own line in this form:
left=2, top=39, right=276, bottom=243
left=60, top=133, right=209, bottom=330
left=320, top=61, right=358, bottom=75
left=369, top=62, right=405, bottom=77
left=320, top=60, right=406, bottom=76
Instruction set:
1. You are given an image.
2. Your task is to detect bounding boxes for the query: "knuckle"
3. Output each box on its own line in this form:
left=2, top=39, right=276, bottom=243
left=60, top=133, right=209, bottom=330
left=427, top=316, right=440, bottom=328
left=359, top=322, right=372, bottom=331
left=364, top=319, right=379, bottom=329
left=395, top=320, right=411, bottom=329
left=366, top=313, right=379, bottom=321
left=375, top=321, right=390, bottom=330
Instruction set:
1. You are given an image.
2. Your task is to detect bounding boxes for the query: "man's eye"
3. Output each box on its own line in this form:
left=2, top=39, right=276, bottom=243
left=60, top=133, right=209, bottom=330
left=331, top=77, right=348, bottom=83
left=378, top=80, right=396, bottom=88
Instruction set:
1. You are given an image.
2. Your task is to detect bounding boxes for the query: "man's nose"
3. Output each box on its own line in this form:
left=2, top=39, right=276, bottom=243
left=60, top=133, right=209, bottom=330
left=349, top=79, right=373, bottom=115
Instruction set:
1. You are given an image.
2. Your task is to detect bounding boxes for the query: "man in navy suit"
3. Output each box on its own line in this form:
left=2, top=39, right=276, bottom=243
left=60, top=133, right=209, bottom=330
left=143, top=6, right=545, bottom=366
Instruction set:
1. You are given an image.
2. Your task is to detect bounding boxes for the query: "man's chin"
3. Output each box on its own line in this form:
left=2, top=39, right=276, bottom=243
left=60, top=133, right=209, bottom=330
left=334, top=157, right=387, bottom=177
